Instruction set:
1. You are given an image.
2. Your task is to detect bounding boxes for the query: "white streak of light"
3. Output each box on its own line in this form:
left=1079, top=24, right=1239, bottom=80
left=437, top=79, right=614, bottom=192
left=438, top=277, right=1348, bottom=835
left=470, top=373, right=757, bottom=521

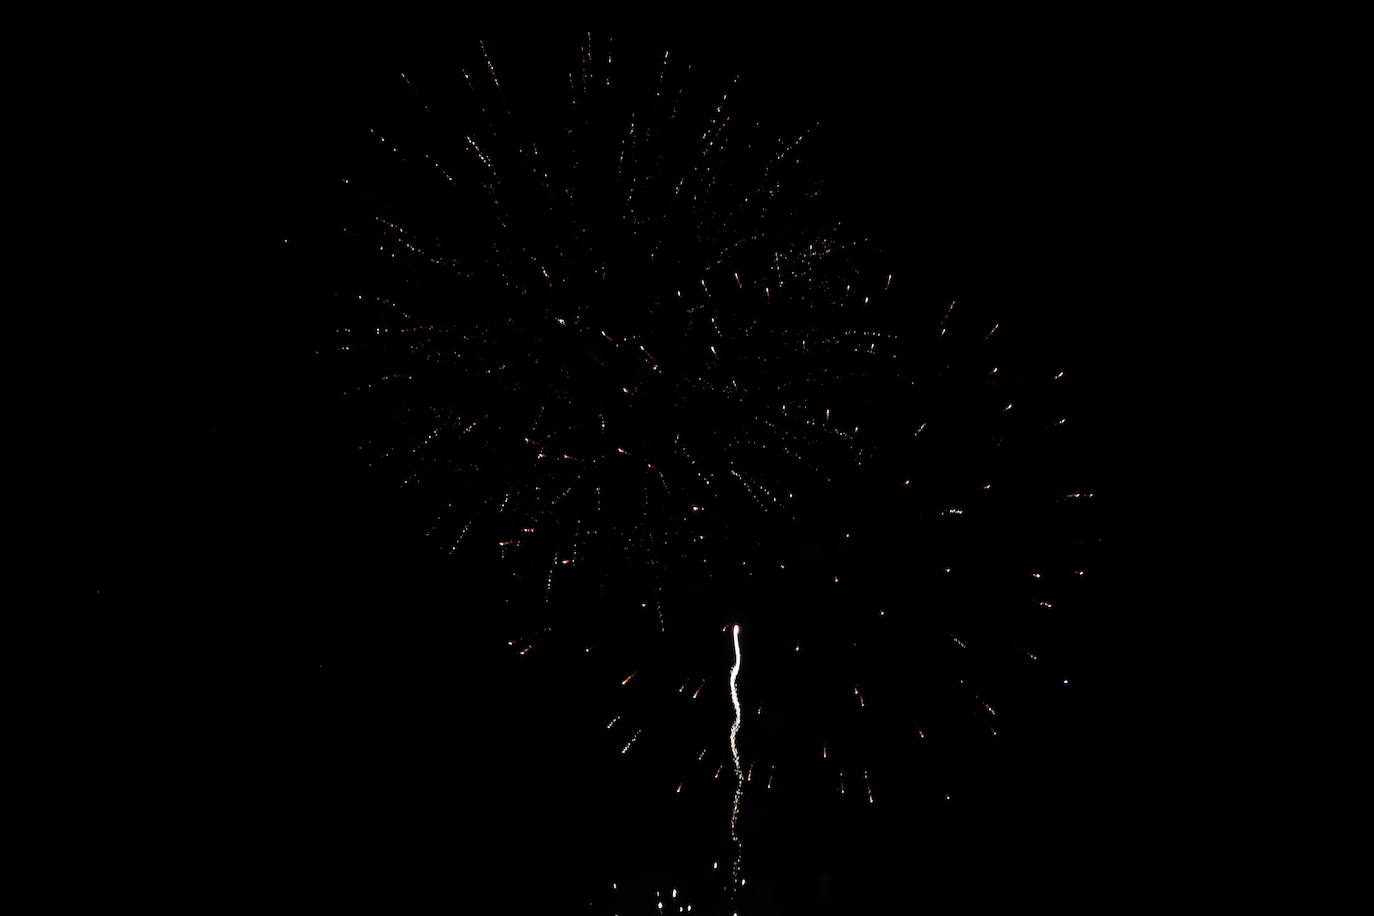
left=729, top=624, right=744, bottom=893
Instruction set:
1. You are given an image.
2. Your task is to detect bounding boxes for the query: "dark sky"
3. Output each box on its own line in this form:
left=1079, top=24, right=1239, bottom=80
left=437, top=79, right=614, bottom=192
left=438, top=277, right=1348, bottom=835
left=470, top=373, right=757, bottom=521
left=20, top=18, right=1371, bottom=913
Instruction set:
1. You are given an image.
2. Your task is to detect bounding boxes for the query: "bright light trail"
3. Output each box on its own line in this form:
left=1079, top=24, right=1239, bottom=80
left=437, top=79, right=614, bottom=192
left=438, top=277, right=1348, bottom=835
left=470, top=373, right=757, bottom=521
left=729, top=623, right=744, bottom=894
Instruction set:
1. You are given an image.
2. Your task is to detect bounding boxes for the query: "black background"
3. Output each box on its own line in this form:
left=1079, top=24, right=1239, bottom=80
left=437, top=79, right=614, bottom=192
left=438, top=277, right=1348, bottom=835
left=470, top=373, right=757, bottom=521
left=18, top=16, right=1370, bottom=913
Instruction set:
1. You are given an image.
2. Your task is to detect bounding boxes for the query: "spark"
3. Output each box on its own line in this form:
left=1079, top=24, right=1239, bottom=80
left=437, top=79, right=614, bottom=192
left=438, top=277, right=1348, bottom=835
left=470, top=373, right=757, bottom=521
left=622, top=728, right=642, bottom=754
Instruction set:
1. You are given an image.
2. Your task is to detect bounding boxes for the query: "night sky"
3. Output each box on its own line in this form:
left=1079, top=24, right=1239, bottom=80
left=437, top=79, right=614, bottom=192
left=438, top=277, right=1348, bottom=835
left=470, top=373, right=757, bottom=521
left=21, top=19, right=1370, bottom=913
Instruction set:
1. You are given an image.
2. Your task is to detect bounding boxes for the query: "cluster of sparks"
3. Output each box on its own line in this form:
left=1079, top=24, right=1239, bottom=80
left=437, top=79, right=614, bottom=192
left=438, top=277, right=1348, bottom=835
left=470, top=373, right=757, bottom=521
left=590, top=882, right=702, bottom=915
left=324, top=36, right=1097, bottom=905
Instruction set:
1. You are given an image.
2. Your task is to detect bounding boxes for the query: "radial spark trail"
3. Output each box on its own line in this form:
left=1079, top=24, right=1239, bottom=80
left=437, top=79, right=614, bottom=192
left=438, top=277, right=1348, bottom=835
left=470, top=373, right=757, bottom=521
left=729, top=623, right=744, bottom=893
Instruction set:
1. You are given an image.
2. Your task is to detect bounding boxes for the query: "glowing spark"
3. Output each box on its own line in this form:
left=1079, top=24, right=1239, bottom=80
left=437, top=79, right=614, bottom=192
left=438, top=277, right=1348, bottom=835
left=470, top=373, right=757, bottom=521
left=621, top=728, right=642, bottom=754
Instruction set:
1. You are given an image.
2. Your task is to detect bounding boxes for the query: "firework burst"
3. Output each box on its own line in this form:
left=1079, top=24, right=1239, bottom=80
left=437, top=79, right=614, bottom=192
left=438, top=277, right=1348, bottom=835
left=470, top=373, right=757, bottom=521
left=322, top=36, right=1096, bottom=829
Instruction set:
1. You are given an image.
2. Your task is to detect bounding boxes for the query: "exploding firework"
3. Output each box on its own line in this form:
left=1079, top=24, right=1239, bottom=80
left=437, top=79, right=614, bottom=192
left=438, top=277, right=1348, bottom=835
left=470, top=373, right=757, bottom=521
left=321, top=36, right=1097, bottom=826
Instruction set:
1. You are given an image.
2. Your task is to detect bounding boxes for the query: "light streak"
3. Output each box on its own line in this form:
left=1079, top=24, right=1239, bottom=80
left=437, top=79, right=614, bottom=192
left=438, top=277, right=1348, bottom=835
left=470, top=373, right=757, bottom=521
left=728, top=623, right=744, bottom=895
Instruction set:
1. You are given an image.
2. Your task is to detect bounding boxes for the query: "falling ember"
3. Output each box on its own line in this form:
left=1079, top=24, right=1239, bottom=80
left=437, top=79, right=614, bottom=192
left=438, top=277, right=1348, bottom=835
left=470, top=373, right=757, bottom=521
left=621, top=729, right=642, bottom=755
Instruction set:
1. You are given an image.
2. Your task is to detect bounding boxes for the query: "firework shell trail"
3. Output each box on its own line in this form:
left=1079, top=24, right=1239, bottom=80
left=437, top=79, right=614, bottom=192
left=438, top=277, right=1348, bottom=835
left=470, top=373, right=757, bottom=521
left=729, top=623, right=743, bottom=893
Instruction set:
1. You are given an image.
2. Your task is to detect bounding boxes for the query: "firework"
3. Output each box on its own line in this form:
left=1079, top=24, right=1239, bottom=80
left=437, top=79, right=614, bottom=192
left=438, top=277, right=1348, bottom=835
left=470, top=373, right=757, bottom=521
left=324, top=36, right=1095, bottom=829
